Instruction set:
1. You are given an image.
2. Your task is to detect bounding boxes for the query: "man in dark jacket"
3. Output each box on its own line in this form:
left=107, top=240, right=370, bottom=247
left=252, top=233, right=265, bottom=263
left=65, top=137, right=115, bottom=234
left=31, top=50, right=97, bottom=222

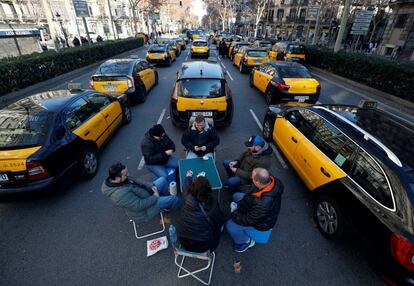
left=223, top=135, right=272, bottom=190
left=141, top=124, right=178, bottom=180
left=102, top=162, right=181, bottom=221
left=181, top=115, right=219, bottom=159
left=226, top=168, right=283, bottom=252
left=219, top=40, right=227, bottom=57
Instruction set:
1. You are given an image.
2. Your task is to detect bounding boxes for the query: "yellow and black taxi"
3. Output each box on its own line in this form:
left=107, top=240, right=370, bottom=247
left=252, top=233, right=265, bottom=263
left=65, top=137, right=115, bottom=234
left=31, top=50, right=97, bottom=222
left=173, top=36, right=186, bottom=50
left=191, top=40, right=209, bottom=58
left=0, top=88, right=131, bottom=195
left=90, top=58, right=158, bottom=104
left=145, top=43, right=176, bottom=66
left=228, top=41, right=250, bottom=60
left=245, top=37, right=262, bottom=45
left=249, top=61, right=320, bottom=104
left=170, top=60, right=233, bottom=128
left=262, top=101, right=414, bottom=285
left=253, top=40, right=273, bottom=51
left=233, top=46, right=269, bottom=73
left=269, top=41, right=306, bottom=62
left=167, top=39, right=182, bottom=57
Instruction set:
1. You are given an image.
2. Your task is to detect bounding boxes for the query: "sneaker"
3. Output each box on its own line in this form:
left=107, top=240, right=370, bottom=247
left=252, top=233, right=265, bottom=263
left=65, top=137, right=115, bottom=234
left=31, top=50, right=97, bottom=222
left=233, top=239, right=255, bottom=253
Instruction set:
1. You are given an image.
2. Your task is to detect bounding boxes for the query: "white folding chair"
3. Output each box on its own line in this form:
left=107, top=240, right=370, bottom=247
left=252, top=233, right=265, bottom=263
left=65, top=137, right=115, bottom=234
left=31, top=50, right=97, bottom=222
left=173, top=245, right=215, bottom=285
left=129, top=212, right=165, bottom=239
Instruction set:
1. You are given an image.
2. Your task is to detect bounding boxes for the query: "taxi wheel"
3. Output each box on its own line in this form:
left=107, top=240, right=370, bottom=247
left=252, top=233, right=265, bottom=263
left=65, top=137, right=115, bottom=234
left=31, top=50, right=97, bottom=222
left=265, top=91, right=275, bottom=105
left=249, top=74, right=254, bottom=88
left=262, top=116, right=274, bottom=142
left=314, top=195, right=345, bottom=241
left=239, top=63, right=245, bottom=73
left=79, top=147, right=98, bottom=180
left=122, top=104, right=132, bottom=124
left=138, top=85, right=147, bottom=103
left=168, top=58, right=172, bottom=66
left=154, top=72, right=159, bottom=86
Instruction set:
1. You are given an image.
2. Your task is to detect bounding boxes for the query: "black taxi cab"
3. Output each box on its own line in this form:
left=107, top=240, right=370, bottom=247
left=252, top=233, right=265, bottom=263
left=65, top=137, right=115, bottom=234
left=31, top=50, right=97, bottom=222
left=233, top=46, right=269, bottom=73
left=146, top=43, right=176, bottom=66
left=228, top=41, right=250, bottom=60
left=250, top=61, right=320, bottom=104
left=0, top=88, right=131, bottom=195
left=262, top=101, right=414, bottom=285
left=269, top=41, right=306, bottom=62
left=191, top=40, right=209, bottom=58
left=170, top=61, right=233, bottom=128
left=90, top=58, right=158, bottom=104
left=173, top=37, right=186, bottom=50
left=167, top=39, right=182, bottom=57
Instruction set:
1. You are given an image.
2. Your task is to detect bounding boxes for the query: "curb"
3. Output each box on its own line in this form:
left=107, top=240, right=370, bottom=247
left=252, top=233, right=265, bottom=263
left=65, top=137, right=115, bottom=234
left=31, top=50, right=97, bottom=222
left=309, top=66, right=414, bottom=117
left=0, top=46, right=146, bottom=107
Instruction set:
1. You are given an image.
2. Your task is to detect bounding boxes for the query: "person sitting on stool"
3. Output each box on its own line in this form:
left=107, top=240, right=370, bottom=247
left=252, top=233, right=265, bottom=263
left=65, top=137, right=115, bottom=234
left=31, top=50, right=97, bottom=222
left=181, top=115, right=220, bottom=159
left=226, top=168, right=283, bottom=253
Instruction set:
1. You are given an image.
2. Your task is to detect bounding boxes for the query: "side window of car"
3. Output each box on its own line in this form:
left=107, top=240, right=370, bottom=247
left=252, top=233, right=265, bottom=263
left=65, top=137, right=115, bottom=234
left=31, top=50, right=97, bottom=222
left=65, top=98, right=97, bottom=130
left=86, top=93, right=112, bottom=111
left=259, top=64, right=268, bottom=72
left=350, top=150, right=393, bottom=209
left=287, top=109, right=320, bottom=140
left=141, top=61, right=150, bottom=69
left=266, top=66, right=276, bottom=76
left=135, top=62, right=143, bottom=73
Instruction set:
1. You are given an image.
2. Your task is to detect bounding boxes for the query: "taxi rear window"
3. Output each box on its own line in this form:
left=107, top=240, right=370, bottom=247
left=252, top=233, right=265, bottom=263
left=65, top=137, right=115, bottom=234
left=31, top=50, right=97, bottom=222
left=278, top=66, right=311, bottom=78
left=177, top=79, right=223, bottom=98
left=0, top=112, right=51, bottom=149
left=247, top=50, right=268, bottom=57
left=287, top=45, right=305, bottom=54
left=193, top=41, right=207, bottom=47
left=97, top=62, right=132, bottom=75
left=149, top=46, right=166, bottom=53
left=260, top=42, right=272, bottom=47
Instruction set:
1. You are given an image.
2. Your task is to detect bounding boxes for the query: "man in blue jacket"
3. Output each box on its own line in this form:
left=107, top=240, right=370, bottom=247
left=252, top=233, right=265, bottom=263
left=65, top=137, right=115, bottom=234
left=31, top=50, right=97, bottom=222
left=102, top=162, right=181, bottom=221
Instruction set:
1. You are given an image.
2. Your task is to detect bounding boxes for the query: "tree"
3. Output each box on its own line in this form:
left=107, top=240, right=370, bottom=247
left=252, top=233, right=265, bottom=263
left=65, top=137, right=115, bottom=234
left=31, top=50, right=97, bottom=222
left=251, top=0, right=268, bottom=37
left=368, top=0, right=390, bottom=43
left=128, top=0, right=143, bottom=34
left=204, top=0, right=237, bottom=31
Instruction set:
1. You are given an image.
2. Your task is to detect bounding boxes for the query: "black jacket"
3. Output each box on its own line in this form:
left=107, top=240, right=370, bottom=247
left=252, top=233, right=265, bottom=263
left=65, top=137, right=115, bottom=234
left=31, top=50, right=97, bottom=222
left=141, top=132, right=175, bottom=166
left=231, top=176, right=283, bottom=230
left=178, top=177, right=226, bottom=242
left=181, top=122, right=220, bottom=157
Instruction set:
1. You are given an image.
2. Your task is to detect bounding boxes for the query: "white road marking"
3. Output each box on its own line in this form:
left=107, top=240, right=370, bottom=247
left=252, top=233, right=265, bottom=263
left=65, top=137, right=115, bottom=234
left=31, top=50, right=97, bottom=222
left=314, top=73, right=414, bottom=126
left=138, top=108, right=166, bottom=170
left=218, top=61, right=234, bottom=81
left=249, top=109, right=288, bottom=169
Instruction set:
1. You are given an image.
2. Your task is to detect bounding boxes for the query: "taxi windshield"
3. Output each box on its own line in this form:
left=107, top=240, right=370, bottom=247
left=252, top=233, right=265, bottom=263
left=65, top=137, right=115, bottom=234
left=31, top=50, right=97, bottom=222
left=193, top=41, right=207, bottom=47
left=177, top=79, right=223, bottom=98
left=279, top=66, right=311, bottom=78
left=260, top=42, right=272, bottom=47
left=97, top=62, right=132, bottom=74
left=247, top=50, right=268, bottom=57
left=0, top=111, right=51, bottom=149
left=287, top=45, right=305, bottom=54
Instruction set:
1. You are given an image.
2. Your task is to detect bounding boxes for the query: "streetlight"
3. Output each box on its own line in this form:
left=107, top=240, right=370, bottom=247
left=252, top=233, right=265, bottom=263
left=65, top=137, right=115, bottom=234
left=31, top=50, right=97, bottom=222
left=55, top=12, right=69, bottom=48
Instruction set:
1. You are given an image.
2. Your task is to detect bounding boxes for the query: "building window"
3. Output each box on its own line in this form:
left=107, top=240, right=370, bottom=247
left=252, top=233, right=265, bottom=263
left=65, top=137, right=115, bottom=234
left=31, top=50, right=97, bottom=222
left=299, top=8, right=306, bottom=20
left=395, top=14, right=408, bottom=28
left=277, top=9, right=284, bottom=21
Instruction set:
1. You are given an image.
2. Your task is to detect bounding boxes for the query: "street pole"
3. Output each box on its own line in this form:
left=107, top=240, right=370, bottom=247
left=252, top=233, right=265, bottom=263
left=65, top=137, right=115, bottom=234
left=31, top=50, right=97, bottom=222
left=82, top=17, right=92, bottom=44
left=7, top=21, right=22, bottom=56
left=40, top=0, right=58, bottom=50
left=264, top=0, right=271, bottom=38
left=106, top=0, right=118, bottom=40
left=334, top=0, right=351, bottom=53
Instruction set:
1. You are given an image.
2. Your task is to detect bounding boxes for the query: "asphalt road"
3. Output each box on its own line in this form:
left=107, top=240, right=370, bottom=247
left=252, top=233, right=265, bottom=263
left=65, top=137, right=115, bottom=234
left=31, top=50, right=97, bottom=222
left=0, top=43, right=394, bottom=286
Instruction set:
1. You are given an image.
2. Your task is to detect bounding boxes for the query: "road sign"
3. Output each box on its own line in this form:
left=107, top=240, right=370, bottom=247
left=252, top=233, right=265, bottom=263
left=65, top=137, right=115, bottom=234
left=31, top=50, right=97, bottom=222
left=73, top=0, right=90, bottom=18
left=351, top=10, right=374, bottom=35
left=306, top=5, right=320, bottom=21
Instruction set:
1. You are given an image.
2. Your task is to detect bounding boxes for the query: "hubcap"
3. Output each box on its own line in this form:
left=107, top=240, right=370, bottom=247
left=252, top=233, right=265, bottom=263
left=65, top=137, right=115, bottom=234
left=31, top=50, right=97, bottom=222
left=263, top=121, right=271, bottom=139
left=84, top=152, right=97, bottom=174
left=239, top=64, right=242, bottom=72
left=266, top=92, right=272, bottom=104
left=316, top=201, right=338, bottom=235
left=124, top=106, right=131, bottom=121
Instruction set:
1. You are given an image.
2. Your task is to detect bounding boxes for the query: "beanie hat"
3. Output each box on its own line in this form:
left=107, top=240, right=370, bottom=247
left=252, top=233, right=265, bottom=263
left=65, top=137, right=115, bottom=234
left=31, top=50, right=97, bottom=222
left=149, top=124, right=165, bottom=137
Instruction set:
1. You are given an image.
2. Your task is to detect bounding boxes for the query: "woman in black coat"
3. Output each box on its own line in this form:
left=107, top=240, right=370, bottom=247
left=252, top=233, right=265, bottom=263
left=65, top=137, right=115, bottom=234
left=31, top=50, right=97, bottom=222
left=178, top=171, right=226, bottom=252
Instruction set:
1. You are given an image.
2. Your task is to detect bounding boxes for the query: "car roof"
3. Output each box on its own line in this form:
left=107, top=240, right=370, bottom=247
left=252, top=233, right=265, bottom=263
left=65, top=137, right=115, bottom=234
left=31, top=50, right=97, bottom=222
left=1, top=90, right=83, bottom=114
left=267, top=61, right=304, bottom=68
left=177, top=61, right=225, bottom=79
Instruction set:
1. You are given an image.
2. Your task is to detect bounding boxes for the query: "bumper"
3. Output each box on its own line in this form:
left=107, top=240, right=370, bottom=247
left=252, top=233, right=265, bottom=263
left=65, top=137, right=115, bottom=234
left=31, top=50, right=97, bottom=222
left=147, top=58, right=169, bottom=65
left=0, top=176, right=55, bottom=195
left=170, top=102, right=233, bottom=128
left=273, top=90, right=320, bottom=103
left=191, top=52, right=209, bottom=57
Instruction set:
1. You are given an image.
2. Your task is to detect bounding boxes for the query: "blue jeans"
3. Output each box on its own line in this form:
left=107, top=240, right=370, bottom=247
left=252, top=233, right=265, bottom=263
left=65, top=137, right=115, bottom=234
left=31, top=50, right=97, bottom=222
left=226, top=192, right=254, bottom=244
left=186, top=151, right=214, bottom=159
left=157, top=195, right=181, bottom=210
left=147, top=156, right=179, bottom=181
left=153, top=177, right=169, bottom=196
left=223, top=160, right=242, bottom=190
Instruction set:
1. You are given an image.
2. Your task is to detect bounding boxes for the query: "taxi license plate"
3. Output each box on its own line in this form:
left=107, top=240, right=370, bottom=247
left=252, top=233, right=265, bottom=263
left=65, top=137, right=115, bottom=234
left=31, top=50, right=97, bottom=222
left=0, top=173, right=9, bottom=182
left=192, top=111, right=213, bottom=117
left=294, top=96, right=309, bottom=102
left=254, top=59, right=262, bottom=63
left=103, top=85, right=118, bottom=91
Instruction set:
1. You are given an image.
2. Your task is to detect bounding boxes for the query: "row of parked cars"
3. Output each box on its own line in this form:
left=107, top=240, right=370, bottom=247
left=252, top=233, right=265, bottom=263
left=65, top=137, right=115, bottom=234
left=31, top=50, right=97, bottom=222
left=213, top=32, right=414, bottom=285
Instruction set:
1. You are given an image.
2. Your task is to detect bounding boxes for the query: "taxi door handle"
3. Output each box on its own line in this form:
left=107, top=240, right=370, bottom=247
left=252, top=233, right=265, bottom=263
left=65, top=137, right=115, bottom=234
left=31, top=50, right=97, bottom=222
left=104, top=113, right=109, bottom=118
left=320, top=167, right=331, bottom=178
left=84, top=130, right=90, bottom=136
left=291, top=136, right=298, bottom=143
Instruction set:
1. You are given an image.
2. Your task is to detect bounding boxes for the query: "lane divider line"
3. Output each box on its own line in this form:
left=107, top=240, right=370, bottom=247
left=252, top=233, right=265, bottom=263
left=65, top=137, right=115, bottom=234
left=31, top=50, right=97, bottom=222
left=138, top=108, right=166, bottom=170
left=249, top=109, right=288, bottom=170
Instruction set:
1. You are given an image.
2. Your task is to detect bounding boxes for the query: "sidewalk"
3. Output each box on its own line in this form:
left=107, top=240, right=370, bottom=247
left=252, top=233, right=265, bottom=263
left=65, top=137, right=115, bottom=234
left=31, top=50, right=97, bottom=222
left=0, top=45, right=146, bottom=108
left=309, top=66, right=414, bottom=122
